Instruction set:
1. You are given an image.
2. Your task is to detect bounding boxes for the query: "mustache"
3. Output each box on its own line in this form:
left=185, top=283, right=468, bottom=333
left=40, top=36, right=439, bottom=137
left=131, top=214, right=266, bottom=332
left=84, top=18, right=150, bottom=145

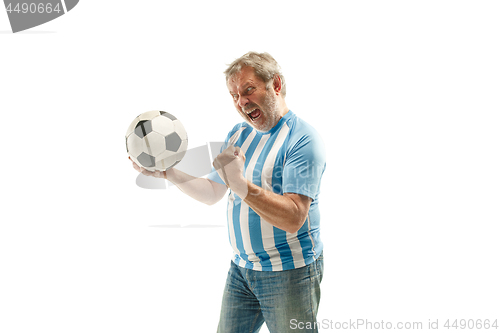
left=242, top=104, right=260, bottom=113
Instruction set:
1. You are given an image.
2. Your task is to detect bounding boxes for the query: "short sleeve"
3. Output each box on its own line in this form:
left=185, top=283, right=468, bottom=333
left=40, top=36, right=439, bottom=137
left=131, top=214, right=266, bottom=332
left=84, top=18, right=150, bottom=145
left=207, top=166, right=225, bottom=185
left=282, top=129, right=326, bottom=200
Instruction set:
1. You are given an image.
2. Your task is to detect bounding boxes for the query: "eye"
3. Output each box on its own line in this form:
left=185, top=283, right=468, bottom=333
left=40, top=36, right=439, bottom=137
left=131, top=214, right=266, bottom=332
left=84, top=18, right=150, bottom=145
left=244, top=86, right=255, bottom=95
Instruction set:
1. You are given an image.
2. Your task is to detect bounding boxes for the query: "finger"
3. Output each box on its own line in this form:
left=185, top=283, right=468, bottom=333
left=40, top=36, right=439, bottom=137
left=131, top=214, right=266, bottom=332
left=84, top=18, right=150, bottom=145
left=234, top=147, right=245, bottom=161
left=139, top=166, right=153, bottom=176
left=132, top=162, right=141, bottom=172
left=222, top=144, right=235, bottom=155
left=233, top=146, right=241, bottom=156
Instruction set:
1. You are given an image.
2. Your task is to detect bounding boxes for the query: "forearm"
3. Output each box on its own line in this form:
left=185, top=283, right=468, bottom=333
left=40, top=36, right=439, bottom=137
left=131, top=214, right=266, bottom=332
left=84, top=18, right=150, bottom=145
left=166, top=168, right=226, bottom=205
left=233, top=180, right=307, bottom=233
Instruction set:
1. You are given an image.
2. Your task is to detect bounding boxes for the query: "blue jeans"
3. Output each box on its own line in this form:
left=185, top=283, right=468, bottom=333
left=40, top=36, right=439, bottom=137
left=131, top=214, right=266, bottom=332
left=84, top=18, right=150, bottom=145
left=217, top=252, right=324, bottom=333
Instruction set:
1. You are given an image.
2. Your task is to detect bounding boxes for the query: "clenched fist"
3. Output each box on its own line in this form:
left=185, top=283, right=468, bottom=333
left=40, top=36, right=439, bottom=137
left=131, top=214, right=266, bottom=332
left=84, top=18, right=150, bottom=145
left=213, top=146, right=248, bottom=198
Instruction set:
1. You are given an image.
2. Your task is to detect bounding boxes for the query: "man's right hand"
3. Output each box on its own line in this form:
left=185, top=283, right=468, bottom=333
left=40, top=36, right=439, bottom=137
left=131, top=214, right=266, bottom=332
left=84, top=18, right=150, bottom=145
left=129, top=156, right=166, bottom=179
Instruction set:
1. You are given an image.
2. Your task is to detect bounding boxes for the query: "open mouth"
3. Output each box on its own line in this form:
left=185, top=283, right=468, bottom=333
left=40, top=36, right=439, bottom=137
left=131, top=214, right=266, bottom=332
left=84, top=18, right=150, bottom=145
left=247, top=108, right=262, bottom=121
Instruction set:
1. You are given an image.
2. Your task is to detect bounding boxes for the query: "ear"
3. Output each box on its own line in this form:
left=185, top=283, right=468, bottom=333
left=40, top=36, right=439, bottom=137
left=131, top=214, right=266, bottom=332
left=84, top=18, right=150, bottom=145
left=272, top=74, right=282, bottom=95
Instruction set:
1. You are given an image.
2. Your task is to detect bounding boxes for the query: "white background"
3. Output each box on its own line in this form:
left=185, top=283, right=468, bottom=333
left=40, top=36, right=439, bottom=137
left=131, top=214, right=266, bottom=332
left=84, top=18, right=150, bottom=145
left=1, top=1, right=499, bottom=332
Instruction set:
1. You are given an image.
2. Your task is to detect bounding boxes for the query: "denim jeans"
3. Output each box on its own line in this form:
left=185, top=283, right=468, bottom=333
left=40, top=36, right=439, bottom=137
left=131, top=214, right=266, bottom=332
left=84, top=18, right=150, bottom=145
left=217, top=252, right=324, bottom=333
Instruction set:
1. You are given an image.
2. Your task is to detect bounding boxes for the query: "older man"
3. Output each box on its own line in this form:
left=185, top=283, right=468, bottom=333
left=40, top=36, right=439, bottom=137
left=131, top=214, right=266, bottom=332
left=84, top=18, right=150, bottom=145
left=131, top=52, right=326, bottom=333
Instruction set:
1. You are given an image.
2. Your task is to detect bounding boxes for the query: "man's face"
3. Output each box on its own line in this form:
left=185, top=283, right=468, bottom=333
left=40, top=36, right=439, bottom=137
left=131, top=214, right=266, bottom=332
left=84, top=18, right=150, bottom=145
left=227, top=66, right=281, bottom=132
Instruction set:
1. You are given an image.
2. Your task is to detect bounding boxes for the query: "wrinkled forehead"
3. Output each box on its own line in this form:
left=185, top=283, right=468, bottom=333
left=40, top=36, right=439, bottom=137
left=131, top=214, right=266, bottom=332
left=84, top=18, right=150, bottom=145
left=227, top=66, right=264, bottom=92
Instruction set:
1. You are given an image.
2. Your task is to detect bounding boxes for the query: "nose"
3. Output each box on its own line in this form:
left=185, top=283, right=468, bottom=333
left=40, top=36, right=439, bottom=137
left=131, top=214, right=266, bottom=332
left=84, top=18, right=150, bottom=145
left=237, top=95, right=250, bottom=109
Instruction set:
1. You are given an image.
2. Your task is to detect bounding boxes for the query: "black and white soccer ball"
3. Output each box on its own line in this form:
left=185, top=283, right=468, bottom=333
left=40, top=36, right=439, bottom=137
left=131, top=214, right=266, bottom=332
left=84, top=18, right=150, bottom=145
left=126, top=110, right=188, bottom=171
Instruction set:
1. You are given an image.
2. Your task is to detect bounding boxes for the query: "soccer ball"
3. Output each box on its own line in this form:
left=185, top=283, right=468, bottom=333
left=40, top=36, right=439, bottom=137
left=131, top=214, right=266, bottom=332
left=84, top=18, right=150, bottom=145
left=126, top=110, right=188, bottom=171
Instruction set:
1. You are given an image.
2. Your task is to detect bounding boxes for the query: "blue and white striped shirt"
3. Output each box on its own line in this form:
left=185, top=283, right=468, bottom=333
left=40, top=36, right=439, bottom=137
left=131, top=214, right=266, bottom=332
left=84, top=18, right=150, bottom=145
left=208, top=110, right=326, bottom=271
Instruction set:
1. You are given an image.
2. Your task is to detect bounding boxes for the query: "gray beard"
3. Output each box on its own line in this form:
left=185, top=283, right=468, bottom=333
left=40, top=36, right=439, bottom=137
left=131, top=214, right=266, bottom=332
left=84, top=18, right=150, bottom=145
left=253, top=90, right=281, bottom=132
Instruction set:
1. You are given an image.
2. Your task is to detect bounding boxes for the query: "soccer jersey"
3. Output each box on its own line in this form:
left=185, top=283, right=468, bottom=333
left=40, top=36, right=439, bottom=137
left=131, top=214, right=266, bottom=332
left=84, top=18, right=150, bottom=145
left=208, top=110, right=326, bottom=271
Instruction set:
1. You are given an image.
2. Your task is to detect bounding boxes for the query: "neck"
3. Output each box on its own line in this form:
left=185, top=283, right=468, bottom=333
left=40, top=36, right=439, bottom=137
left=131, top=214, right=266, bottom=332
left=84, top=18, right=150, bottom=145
left=278, top=97, right=289, bottom=118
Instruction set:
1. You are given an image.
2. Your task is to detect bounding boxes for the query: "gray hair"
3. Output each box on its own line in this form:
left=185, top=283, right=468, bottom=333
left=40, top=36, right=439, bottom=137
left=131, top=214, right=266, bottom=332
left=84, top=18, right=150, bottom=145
left=224, top=51, right=287, bottom=98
